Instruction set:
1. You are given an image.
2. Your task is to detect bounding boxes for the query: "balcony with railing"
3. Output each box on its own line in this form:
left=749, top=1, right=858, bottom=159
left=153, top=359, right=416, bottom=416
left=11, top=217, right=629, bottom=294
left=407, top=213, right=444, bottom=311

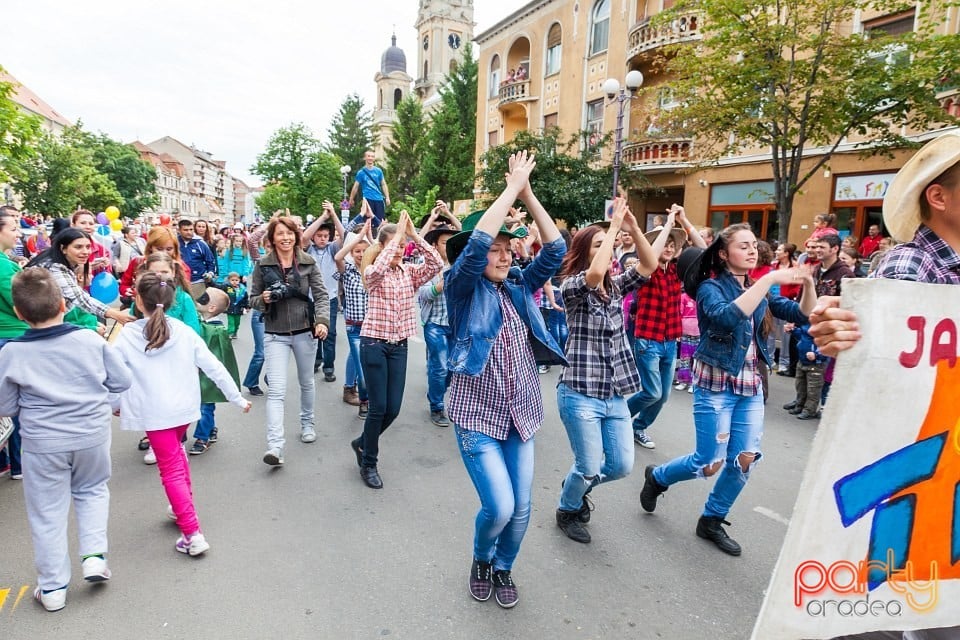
left=627, top=12, right=702, bottom=63
left=938, top=76, right=960, bottom=117
left=498, top=80, right=535, bottom=108
left=622, top=136, right=694, bottom=169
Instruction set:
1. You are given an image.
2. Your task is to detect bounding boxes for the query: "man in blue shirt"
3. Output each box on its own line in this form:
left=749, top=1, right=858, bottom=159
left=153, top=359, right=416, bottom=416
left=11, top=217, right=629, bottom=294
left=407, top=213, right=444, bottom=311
left=178, top=219, right=217, bottom=300
left=348, top=150, right=391, bottom=227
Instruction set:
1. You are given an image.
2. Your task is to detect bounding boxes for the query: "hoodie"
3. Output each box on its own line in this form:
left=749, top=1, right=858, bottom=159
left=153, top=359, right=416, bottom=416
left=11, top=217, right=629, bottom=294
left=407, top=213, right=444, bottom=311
left=113, top=317, right=246, bottom=431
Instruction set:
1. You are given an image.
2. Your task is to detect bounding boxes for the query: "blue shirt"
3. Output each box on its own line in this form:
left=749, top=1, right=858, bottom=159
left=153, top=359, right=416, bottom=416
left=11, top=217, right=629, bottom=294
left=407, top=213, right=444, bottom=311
left=355, top=166, right=386, bottom=202
left=179, top=236, right=217, bottom=282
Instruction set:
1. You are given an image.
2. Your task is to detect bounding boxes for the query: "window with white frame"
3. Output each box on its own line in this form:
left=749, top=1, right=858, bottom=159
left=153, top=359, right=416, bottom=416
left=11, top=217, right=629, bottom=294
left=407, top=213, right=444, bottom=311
left=490, top=55, right=501, bottom=98
left=585, top=99, right=604, bottom=152
left=590, top=0, right=610, bottom=56
left=862, top=11, right=914, bottom=108
left=545, top=23, right=562, bottom=76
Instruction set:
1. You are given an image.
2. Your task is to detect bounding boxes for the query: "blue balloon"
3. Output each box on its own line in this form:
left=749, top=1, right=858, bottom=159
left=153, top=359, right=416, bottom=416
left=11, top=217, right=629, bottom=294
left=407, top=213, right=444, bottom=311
left=89, top=272, right=119, bottom=304
left=96, top=224, right=111, bottom=236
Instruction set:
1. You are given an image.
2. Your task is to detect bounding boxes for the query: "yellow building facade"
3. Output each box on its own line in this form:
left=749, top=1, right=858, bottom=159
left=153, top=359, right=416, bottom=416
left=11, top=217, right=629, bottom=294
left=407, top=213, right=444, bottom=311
left=474, top=0, right=960, bottom=245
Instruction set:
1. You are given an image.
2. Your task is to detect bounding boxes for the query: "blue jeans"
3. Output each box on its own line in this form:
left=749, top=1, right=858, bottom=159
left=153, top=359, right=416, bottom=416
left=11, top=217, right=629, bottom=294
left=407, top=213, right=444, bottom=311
left=423, top=322, right=451, bottom=412
left=626, top=338, right=677, bottom=432
left=344, top=323, right=367, bottom=401
left=359, top=338, right=408, bottom=466
left=548, top=308, right=568, bottom=351
left=242, top=309, right=265, bottom=389
left=556, top=383, right=634, bottom=512
left=455, top=425, right=534, bottom=572
left=654, top=387, right=764, bottom=519
left=193, top=403, right=216, bottom=441
left=315, top=299, right=338, bottom=374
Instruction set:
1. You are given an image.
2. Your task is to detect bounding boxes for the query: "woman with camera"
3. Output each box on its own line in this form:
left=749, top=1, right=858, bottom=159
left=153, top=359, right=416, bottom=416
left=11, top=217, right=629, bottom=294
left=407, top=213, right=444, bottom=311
left=249, top=217, right=330, bottom=467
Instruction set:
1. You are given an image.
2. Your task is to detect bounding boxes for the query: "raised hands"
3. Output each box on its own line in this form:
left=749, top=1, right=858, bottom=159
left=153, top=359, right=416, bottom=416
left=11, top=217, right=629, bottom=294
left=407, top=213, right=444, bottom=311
left=506, top=150, right=536, bottom=194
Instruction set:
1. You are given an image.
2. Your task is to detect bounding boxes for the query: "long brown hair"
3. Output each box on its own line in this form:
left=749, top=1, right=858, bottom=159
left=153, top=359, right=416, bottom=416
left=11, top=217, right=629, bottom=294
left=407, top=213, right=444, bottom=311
left=560, top=223, right=610, bottom=289
left=138, top=251, right=191, bottom=291
left=136, top=272, right=175, bottom=351
left=706, top=223, right=775, bottom=338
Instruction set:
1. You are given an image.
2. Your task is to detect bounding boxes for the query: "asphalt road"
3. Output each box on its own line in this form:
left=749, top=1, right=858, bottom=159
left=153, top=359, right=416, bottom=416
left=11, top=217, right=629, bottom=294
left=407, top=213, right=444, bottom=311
left=0, top=314, right=817, bottom=639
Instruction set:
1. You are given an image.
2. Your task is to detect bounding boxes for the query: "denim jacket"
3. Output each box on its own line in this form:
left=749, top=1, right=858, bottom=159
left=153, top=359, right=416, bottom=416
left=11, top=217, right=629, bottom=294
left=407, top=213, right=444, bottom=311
left=694, top=270, right=807, bottom=376
left=444, top=230, right=567, bottom=376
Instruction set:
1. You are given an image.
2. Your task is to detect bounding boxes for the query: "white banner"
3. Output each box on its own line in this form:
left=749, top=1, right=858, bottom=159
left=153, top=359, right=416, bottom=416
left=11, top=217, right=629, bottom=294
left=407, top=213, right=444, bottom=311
left=752, top=278, right=960, bottom=639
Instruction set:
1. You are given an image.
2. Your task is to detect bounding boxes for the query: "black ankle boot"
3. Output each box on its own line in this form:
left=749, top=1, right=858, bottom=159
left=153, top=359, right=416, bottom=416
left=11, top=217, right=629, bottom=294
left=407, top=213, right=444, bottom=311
left=696, top=516, right=742, bottom=556
left=640, top=465, right=667, bottom=513
left=556, top=509, right=591, bottom=543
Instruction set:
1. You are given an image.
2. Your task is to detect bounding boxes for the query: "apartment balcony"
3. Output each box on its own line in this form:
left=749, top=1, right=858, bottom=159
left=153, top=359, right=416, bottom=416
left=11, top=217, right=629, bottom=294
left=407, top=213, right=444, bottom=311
left=627, top=12, right=702, bottom=64
left=622, top=136, right=694, bottom=170
left=498, top=80, right=536, bottom=109
left=938, top=76, right=960, bottom=117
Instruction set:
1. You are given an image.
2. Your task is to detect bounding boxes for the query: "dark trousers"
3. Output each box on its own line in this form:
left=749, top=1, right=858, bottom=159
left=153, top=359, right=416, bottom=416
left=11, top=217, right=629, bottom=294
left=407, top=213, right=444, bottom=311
left=358, top=338, right=408, bottom=467
left=795, top=362, right=825, bottom=414
left=315, top=298, right=338, bottom=373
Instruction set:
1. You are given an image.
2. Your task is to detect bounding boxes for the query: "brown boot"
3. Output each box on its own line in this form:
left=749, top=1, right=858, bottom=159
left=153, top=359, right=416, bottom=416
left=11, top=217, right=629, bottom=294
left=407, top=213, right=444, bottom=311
left=342, top=386, right=360, bottom=406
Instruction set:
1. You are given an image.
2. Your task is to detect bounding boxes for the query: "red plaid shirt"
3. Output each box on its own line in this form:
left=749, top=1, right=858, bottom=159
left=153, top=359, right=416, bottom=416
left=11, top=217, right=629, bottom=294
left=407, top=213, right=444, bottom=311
left=633, top=262, right=682, bottom=341
left=361, top=238, right=442, bottom=342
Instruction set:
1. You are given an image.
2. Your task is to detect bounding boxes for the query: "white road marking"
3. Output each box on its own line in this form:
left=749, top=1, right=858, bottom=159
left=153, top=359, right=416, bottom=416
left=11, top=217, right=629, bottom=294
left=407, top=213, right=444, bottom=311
left=753, top=506, right=790, bottom=526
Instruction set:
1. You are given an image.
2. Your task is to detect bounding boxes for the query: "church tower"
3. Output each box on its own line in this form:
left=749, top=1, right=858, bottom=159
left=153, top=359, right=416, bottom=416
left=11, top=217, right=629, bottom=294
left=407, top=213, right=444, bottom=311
left=414, top=0, right=475, bottom=110
left=372, top=34, right=414, bottom=161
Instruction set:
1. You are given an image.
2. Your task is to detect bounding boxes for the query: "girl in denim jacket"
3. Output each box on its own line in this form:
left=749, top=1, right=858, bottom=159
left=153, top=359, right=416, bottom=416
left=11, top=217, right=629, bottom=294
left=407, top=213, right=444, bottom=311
left=639, top=223, right=817, bottom=555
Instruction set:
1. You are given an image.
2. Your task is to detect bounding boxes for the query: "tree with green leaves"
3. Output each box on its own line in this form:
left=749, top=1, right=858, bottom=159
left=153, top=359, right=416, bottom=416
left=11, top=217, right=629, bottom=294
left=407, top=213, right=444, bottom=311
left=83, top=132, right=158, bottom=216
left=654, top=0, right=960, bottom=242
left=326, top=94, right=373, bottom=186
left=13, top=127, right=123, bottom=216
left=417, top=43, right=478, bottom=202
left=0, top=67, right=42, bottom=185
left=385, top=96, right=426, bottom=202
left=252, top=123, right=342, bottom=217
left=479, top=128, right=621, bottom=227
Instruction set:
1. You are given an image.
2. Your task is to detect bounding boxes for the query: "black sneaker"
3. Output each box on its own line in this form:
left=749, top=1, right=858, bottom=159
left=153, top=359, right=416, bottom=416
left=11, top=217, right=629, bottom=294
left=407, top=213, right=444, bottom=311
left=492, top=570, right=519, bottom=608
left=556, top=509, right=591, bottom=543
left=468, top=559, right=493, bottom=602
left=782, top=401, right=798, bottom=411
left=247, top=386, right=264, bottom=397
left=561, top=479, right=594, bottom=523
left=323, top=371, right=337, bottom=383
left=788, top=406, right=804, bottom=415
left=358, top=401, right=369, bottom=419
left=209, top=428, right=218, bottom=444
left=189, top=440, right=209, bottom=456
left=796, top=411, right=821, bottom=420
left=696, top=516, right=742, bottom=556
left=640, top=464, right=667, bottom=513
left=430, top=410, right=450, bottom=427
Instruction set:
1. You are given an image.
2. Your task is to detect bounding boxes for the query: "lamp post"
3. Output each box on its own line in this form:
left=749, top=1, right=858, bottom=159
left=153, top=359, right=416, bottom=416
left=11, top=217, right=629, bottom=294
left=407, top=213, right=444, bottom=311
left=339, top=165, right=351, bottom=224
left=602, top=69, right=644, bottom=201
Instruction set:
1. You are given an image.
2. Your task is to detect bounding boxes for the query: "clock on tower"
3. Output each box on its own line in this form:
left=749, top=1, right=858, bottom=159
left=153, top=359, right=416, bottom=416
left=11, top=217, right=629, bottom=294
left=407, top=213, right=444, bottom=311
left=448, top=33, right=461, bottom=49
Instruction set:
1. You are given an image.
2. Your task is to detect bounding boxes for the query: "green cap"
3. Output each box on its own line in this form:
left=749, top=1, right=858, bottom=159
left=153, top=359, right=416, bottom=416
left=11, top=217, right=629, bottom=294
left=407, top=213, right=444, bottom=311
left=445, top=210, right=528, bottom=264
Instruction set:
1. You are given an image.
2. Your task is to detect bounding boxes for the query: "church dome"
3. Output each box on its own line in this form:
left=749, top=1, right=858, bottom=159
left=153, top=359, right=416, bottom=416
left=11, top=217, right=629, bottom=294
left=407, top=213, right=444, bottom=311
left=381, top=35, right=407, bottom=74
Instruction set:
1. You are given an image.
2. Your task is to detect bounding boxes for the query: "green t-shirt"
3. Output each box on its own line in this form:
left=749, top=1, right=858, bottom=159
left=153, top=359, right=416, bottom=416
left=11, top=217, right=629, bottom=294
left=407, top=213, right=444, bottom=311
left=0, top=254, right=29, bottom=338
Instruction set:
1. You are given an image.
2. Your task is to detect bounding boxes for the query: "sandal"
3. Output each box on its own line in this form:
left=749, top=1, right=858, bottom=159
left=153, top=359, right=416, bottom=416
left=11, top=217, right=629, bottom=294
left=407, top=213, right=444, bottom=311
left=138, top=436, right=150, bottom=451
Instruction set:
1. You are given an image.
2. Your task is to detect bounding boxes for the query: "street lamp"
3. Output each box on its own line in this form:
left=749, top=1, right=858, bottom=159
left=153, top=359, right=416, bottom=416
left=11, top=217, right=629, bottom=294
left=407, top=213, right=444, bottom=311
left=339, top=165, right=351, bottom=224
left=602, top=69, right=644, bottom=201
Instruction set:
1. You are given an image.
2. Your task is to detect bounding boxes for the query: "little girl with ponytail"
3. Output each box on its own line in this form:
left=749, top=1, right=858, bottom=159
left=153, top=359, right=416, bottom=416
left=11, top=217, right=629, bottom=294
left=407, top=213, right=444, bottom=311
left=114, top=272, right=251, bottom=557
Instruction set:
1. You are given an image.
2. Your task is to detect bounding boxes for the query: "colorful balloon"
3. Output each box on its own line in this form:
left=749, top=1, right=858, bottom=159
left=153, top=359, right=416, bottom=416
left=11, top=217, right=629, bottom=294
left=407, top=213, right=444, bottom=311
left=96, top=224, right=111, bottom=236
left=89, top=272, right=119, bottom=304
left=159, top=213, right=171, bottom=225
left=109, top=219, right=123, bottom=232
left=96, top=212, right=109, bottom=225
left=105, top=206, right=120, bottom=221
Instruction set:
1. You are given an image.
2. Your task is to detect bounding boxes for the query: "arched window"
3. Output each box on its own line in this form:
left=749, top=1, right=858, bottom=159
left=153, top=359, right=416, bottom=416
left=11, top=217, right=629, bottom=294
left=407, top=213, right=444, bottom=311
left=490, top=54, right=501, bottom=98
left=394, top=88, right=402, bottom=109
left=379, top=89, right=383, bottom=109
left=590, top=0, right=610, bottom=56
left=546, top=23, right=562, bottom=75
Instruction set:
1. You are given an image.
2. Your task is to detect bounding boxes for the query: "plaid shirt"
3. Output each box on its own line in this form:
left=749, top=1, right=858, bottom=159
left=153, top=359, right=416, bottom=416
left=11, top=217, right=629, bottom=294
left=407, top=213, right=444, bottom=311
left=559, top=269, right=646, bottom=398
left=361, top=238, right=442, bottom=341
left=447, top=284, right=543, bottom=441
left=419, top=270, right=449, bottom=326
left=634, top=262, right=682, bottom=341
left=874, top=225, right=960, bottom=284
left=692, top=318, right=762, bottom=396
left=333, top=261, right=367, bottom=324
left=43, top=263, right=109, bottom=319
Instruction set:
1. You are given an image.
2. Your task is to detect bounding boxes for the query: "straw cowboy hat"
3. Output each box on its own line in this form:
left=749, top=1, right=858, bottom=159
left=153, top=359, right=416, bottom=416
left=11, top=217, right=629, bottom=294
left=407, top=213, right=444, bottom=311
left=883, top=131, right=960, bottom=242
left=643, top=225, right=687, bottom=248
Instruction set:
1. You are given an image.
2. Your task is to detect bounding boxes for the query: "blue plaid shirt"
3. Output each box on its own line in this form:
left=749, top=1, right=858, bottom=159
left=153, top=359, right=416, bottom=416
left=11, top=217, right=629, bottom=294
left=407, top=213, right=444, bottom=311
left=874, top=225, right=960, bottom=284
left=333, top=261, right=367, bottom=324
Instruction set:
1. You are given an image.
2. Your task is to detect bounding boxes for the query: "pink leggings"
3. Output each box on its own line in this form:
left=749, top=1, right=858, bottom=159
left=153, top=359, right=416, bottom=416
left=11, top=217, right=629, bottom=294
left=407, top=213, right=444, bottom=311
left=147, top=425, right=200, bottom=537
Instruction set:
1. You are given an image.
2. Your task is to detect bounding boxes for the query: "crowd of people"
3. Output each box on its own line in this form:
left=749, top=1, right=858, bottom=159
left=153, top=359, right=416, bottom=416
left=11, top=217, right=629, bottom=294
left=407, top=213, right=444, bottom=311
left=0, top=133, right=957, bottom=640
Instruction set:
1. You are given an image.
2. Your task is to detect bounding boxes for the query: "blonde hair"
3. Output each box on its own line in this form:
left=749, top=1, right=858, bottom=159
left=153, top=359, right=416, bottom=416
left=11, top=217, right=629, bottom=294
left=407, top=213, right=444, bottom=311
left=360, top=223, right=397, bottom=289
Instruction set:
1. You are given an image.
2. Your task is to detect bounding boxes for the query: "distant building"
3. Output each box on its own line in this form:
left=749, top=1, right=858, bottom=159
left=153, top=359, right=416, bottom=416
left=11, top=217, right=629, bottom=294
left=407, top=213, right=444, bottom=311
left=147, top=136, right=239, bottom=224
left=132, top=141, right=199, bottom=221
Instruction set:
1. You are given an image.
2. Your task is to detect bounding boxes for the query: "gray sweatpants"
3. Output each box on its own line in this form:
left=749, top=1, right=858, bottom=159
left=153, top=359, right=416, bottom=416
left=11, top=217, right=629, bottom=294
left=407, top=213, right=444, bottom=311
left=22, top=440, right=111, bottom=590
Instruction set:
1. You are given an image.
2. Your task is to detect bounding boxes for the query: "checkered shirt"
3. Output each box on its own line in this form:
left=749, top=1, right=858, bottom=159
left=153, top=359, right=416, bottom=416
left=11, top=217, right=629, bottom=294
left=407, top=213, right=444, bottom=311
left=361, top=238, right=442, bottom=341
left=558, top=269, right=647, bottom=399
left=873, top=225, right=960, bottom=284
left=692, top=318, right=762, bottom=397
left=334, top=261, right=368, bottom=324
left=633, top=262, right=682, bottom=341
left=420, top=271, right=449, bottom=326
left=447, top=284, right=544, bottom=442
left=43, top=263, right=109, bottom=319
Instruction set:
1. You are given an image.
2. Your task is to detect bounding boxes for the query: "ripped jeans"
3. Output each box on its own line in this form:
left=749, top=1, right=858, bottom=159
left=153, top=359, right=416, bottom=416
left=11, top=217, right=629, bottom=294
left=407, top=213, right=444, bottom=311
left=653, top=386, right=764, bottom=519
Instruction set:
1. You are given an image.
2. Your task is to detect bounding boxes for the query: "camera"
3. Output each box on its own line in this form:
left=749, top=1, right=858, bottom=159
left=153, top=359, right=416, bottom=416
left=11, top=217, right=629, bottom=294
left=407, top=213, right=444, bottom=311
left=266, top=281, right=292, bottom=301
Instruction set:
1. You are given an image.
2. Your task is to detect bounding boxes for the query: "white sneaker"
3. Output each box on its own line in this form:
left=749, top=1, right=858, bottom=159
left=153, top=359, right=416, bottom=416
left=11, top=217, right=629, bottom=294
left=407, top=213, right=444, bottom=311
left=175, top=532, right=210, bottom=557
left=143, top=447, right=157, bottom=465
left=166, top=504, right=177, bottom=521
left=34, top=586, right=67, bottom=612
left=263, top=448, right=284, bottom=466
left=81, top=556, right=111, bottom=582
left=687, top=385, right=694, bottom=394
left=673, top=382, right=687, bottom=391
left=300, top=427, right=317, bottom=443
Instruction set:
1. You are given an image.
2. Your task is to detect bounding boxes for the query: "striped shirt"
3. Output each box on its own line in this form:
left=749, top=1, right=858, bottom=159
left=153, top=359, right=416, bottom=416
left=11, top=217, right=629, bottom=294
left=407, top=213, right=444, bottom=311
left=43, top=263, right=109, bottom=319
left=558, top=269, right=646, bottom=399
left=361, top=238, right=442, bottom=342
left=692, top=318, right=761, bottom=396
left=447, top=284, right=543, bottom=441
left=333, top=261, right=367, bottom=324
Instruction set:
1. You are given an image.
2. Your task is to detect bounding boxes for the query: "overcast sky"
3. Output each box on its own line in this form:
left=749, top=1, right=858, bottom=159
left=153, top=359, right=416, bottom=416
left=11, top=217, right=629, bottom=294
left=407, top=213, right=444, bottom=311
left=1, top=0, right=518, bottom=187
